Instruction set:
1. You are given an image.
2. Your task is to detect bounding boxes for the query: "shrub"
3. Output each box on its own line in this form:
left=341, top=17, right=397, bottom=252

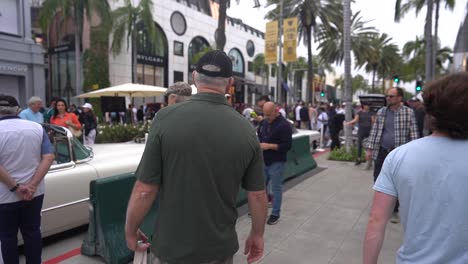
left=328, top=146, right=365, bottom=162
left=95, top=124, right=140, bottom=143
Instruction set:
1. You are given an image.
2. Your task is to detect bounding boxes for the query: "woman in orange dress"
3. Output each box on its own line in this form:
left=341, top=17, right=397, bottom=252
left=49, top=99, right=81, bottom=133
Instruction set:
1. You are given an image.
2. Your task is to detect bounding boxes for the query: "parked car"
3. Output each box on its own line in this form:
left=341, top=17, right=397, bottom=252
left=34, top=124, right=319, bottom=240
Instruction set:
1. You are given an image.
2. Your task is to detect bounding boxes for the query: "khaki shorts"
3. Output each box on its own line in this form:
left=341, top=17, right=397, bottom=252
left=150, top=253, right=233, bottom=264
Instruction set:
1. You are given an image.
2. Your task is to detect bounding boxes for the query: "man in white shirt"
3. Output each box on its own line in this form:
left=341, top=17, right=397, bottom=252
left=0, top=95, right=55, bottom=264
left=295, top=101, right=303, bottom=128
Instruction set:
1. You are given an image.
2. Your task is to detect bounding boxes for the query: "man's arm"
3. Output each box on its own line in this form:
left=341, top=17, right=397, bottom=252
left=125, top=180, right=159, bottom=252
left=28, top=154, right=55, bottom=188
left=245, top=190, right=267, bottom=264
left=408, top=110, right=419, bottom=141
left=363, top=191, right=396, bottom=264
left=247, top=190, right=267, bottom=236
left=366, top=111, right=382, bottom=159
left=0, top=165, right=17, bottom=190
left=260, top=124, right=292, bottom=152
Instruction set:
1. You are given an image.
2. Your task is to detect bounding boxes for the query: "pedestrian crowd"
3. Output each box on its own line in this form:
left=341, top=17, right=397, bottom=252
left=1, top=48, right=468, bottom=264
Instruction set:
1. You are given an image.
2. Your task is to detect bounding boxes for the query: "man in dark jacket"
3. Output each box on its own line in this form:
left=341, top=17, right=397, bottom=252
left=258, top=102, right=292, bottom=225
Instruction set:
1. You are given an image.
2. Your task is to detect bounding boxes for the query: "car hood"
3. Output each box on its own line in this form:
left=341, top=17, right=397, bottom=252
left=87, top=142, right=146, bottom=178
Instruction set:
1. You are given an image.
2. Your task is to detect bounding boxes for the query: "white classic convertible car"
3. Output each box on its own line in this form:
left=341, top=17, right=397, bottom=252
left=39, top=124, right=319, bottom=239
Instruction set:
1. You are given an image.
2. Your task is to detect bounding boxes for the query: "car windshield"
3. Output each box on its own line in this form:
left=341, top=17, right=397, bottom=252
left=72, top=137, right=91, bottom=161
left=44, top=125, right=71, bottom=165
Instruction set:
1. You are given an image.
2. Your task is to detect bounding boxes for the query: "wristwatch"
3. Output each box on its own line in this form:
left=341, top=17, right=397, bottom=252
left=9, top=183, right=19, bottom=192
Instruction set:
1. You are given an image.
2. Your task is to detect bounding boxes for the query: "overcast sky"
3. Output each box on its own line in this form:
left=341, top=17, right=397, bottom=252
left=227, top=0, right=466, bottom=84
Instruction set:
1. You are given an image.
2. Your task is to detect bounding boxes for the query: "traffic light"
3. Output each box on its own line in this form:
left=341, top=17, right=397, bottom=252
left=415, top=80, right=422, bottom=92
left=393, top=75, right=400, bottom=84
left=320, top=91, right=325, bottom=97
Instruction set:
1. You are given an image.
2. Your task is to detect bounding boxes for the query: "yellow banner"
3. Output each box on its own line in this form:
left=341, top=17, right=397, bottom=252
left=283, top=17, right=298, bottom=62
left=264, top=21, right=278, bottom=64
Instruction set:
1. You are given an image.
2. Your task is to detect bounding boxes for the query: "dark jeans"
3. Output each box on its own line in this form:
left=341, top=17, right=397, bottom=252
left=357, top=129, right=371, bottom=160
left=330, top=130, right=341, bottom=150
left=0, top=195, right=44, bottom=264
left=373, top=148, right=399, bottom=213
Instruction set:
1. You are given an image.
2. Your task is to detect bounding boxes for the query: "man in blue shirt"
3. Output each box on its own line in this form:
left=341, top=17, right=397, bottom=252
left=364, top=73, right=468, bottom=264
left=19, top=96, right=44, bottom=123
left=257, top=102, right=292, bottom=225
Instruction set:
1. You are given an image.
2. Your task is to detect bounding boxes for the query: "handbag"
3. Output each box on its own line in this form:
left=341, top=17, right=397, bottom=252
left=133, top=251, right=148, bottom=264
left=68, top=125, right=82, bottom=138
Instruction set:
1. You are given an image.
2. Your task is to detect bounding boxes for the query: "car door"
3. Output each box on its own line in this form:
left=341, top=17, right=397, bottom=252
left=40, top=130, right=98, bottom=238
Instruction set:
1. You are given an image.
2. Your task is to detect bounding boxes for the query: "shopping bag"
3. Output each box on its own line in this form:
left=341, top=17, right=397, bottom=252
left=133, top=251, right=148, bottom=264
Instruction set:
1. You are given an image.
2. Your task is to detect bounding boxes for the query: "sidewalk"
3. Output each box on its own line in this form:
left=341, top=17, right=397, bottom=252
left=233, top=153, right=403, bottom=264
left=37, top=152, right=403, bottom=264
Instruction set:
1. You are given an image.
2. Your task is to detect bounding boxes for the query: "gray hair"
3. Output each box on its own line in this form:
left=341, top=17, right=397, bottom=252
left=166, top=82, right=192, bottom=96
left=0, top=106, right=19, bottom=115
left=28, top=96, right=42, bottom=105
left=194, top=72, right=230, bottom=90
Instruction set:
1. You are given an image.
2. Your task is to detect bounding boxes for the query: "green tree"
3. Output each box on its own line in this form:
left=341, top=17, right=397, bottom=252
left=265, top=0, right=340, bottom=103
left=39, top=0, right=111, bottom=101
left=394, top=0, right=455, bottom=81
left=343, top=0, right=353, bottom=152
left=400, top=36, right=453, bottom=81
left=110, top=0, right=159, bottom=84
left=363, top=33, right=401, bottom=92
left=252, top=53, right=270, bottom=91
left=316, top=9, right=377, bottom=68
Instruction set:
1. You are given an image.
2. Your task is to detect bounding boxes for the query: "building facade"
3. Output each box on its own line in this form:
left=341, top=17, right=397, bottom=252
left=108, top=0, right=277, bottom=106
left=0, top=0, right=45, bottom=106
left=453, top=12, right=468, bottom=73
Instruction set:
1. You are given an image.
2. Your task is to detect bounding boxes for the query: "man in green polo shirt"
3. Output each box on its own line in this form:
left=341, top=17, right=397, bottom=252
left=125, top=50, right=268, bottom=264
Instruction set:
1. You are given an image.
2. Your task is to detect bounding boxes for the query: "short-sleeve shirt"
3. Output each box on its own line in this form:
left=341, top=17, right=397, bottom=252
left=19, top=108, right=44, bottom=123
left=374, top=136, right=468, bottom=264
left=0, top=117, right=53, bottom=204
left=136, top=93, right=265, bottom=263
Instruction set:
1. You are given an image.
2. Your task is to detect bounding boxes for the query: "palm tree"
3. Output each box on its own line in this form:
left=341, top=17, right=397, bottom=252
left=252, top=53, right=270, bottom=93
left=316, top=10, right=377, bottom=68
left=39, top=0, right=111, bottom=100
left=265, top=0, right=340, bottom=103
left=363, top=33, right=401, bottom=92
left=215, top=0, right=243, bottom=50
left=394, top=0, right=455, bottom=81
left=401, top=36, right=453, bottom=81
left=343, top=0, right=352, bottom=152
left=110, top=0, right=158, bottom=84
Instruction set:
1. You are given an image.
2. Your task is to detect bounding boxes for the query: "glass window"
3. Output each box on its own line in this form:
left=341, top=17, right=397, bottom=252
left=228, top=48, right=245, bottom=76
left=188, top=36, right=210, bottom=82
left=72, top=137, right=91, bottom=161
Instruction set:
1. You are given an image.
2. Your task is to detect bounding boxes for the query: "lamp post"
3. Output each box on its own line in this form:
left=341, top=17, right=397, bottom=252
left=276, top=0, right=284, bottom=103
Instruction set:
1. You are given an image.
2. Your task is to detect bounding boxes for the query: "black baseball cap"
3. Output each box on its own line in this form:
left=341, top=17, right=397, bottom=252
left=0, top=95, right=19, bottom=107
left=196, top=50, right=233, bottom=78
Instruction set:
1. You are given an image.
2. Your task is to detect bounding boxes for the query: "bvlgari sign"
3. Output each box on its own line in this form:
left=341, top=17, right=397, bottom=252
left=0, top=65, right=28, bottom=73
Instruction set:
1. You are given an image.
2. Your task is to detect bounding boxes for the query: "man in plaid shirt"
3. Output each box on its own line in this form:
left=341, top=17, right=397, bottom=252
left=366, top=87, right=419, bottom=223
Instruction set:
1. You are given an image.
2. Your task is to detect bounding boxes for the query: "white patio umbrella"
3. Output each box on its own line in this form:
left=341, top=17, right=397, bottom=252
left=76, top=83, right=167, bottom=98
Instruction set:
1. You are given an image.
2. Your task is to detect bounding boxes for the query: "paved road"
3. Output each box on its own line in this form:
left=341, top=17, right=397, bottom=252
left=30, top=152, right=403, bottom=264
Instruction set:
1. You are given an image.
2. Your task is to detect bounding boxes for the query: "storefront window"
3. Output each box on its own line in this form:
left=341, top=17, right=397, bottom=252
left=228, top=48, right=245, bottom=77
left=136, top=23, right=167, bottom=88
left=188, top=36, right=210, bottom=83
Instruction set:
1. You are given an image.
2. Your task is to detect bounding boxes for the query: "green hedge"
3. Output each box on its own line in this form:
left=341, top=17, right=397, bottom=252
left=95, top=123, right=151, bottom=143
left=328, top=147, right=365, bottom=162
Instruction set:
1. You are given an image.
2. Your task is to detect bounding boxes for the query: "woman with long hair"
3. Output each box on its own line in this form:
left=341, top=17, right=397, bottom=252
left=49, top=99, right=81, bottom=136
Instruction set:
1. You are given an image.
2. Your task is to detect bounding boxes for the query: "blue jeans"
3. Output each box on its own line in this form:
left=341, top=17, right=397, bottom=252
left=264, top=162, right=286, bottom=217
left=0, top=195, right=44, bottom=264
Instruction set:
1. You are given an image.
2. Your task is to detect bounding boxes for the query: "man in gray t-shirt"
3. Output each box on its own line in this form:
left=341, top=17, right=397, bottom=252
left=363, top=73, right=468, bottom=264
